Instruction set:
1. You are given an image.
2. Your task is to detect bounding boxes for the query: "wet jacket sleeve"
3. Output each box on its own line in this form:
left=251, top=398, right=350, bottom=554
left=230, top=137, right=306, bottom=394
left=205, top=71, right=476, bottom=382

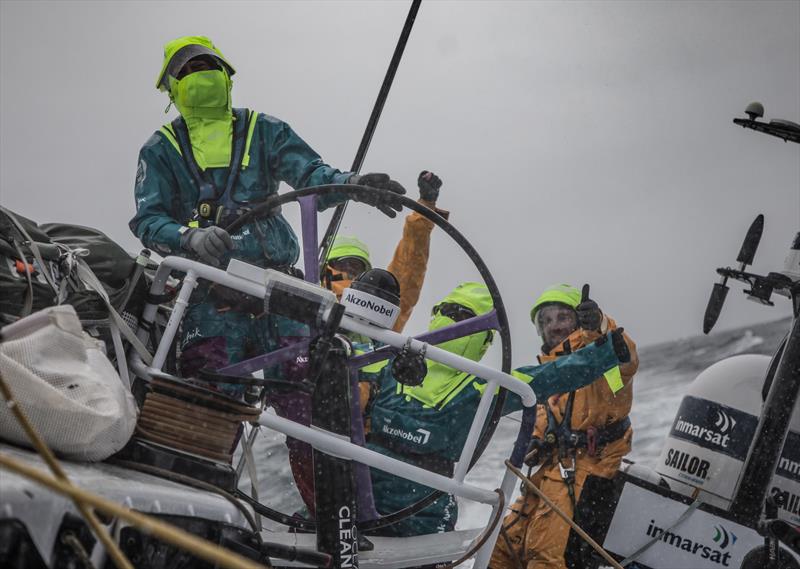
left=503, top=333, right=623, bottom=413
left=260, top=115, right=351, bottom=210
left=129, top=133, right=185, bottom=255
left=581, top=315, right=639, bottom=388
left=387, top=200, right=439, bottom=333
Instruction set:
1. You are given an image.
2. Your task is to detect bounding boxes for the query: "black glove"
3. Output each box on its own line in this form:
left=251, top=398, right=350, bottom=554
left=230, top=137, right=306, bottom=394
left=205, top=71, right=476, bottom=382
left=524, top=436, right=551, bottom=467
left=181, top=226, right=234, bottom=266
left=348, top=172, right=406, bottom=218
left=417, top=170, right=442, bottom=203
left=610, top=328, right=630, bottom=363
left=576, top=284, right=603, bottom=332
left=592, top=327, right=630, bottom=363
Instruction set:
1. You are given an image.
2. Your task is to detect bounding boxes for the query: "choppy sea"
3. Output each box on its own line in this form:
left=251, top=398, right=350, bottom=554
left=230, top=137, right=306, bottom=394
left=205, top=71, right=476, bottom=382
left=247, top=316, right=791, bottom=549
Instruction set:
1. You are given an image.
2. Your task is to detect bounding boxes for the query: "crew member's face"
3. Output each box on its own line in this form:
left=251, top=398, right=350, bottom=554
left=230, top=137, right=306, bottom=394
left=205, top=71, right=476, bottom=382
left=324, top=257, right=368, bottom=299
left=328, top=257, right=367, bottom=280
left=177, top=55, right=221, bottom=79
left=535, top=304, right=578, bottom=349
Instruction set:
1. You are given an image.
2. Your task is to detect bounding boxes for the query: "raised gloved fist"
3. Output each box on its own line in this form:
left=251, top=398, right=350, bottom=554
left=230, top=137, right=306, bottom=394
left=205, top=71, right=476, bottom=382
left=181, top=226, right=234, bottom=266
left=348, top=172, right=406, bottom=218
left=576, top=284, right=603, bottom=332
left=417, top=170, right=442, bottom=203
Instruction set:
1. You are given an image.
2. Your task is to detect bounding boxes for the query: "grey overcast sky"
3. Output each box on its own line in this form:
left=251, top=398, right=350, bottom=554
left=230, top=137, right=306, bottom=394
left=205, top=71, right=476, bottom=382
left=1, top=1, right=798, bottom=358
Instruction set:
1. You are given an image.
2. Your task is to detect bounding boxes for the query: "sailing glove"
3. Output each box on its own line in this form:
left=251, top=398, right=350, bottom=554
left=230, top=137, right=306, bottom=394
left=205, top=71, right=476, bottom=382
left=577, top=284, right=603, bottom=332
left=524, top=437, right=549, bottom=467
left=592, top=328, right=630, bottom=363
left=611, top=328, right=630, bottom=363
left=417, top=170, right=442, bottom=203
left=348, top=172, right=406, bottom=218
left=181, top=226, right=234, bottom=266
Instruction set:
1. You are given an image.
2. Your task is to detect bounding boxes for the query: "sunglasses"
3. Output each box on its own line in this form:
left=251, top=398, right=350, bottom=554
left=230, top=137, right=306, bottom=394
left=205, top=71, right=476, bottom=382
left=328, top=257, right=368, bottom=278
left=435, top=302, right=495, bottom=343
left=177, top=56, right=222, bottom=80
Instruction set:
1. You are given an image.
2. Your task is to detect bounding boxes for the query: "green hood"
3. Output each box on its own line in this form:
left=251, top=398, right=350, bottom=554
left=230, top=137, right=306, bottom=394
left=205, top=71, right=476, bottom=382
left=399, top=282, right=494, bottom=408
left=326, top=235, right=372, bottom=269
left=156, top=35, right=235, bottom=91
left=432, top=281, right=494, bottom=317
left=155, top=36, right=237, bottom=169
left=168, top=70, right=234, bottom=170
left=529, top=283, right=581, bottom=323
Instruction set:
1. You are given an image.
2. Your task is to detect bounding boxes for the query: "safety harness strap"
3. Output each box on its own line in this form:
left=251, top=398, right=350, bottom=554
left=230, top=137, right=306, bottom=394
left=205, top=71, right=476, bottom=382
left=571, top=416, right=631, bottom=449
left=171, top=108, right=251, bottom=224
left=171, top=115, right=210, bottom=192
left=543, top=406, right=631, bottom=455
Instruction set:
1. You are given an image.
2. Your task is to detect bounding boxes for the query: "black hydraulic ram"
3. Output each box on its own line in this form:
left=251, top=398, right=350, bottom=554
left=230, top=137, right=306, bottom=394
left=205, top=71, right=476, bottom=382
left=307, top=304, right=359, bottom=569
left=262, top=269, right=359, bottom=566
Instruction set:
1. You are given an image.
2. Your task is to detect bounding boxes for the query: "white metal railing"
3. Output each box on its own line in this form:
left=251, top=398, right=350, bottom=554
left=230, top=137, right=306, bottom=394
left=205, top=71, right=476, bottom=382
left=133, top=256, right=537, bottom=568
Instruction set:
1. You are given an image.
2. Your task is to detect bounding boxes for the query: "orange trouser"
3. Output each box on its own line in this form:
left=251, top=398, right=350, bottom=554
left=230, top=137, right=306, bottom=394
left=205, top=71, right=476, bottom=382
left=490, top=467, right=585, bottom=569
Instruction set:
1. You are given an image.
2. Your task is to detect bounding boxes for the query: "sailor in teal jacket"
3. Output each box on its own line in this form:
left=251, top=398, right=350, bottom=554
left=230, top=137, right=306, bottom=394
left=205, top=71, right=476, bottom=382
left=362, top=282, right=629, bottom=537
left=129, top=36, right=404, bottom=383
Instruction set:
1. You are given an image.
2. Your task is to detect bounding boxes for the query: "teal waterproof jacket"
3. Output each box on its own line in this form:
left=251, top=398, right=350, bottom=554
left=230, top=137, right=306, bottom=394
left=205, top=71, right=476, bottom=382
left=367, top=335, right=622, bottom=462
left=364, top=334, right=624, bottom=536
left=129, top=110, right=351, bottom=266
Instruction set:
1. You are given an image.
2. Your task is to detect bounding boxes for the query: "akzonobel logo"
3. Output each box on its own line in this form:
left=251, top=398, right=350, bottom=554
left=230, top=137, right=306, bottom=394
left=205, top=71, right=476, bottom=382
left=340, top=287, right=399, bottom=329
left=382, top=425, right=431, bottom=445
left=343, top=292, right=396, bottom=318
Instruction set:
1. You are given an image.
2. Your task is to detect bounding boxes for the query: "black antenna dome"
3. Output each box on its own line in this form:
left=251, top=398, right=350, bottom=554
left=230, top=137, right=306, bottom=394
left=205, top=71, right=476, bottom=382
left=350, top=268, right=400, bottom=306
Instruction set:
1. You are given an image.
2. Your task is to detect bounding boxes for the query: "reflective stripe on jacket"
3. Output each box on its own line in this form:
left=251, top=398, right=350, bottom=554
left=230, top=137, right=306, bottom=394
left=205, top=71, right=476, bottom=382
left=129, top=111, right=350, bottom=265
left=533, top=315, right=638, bottom=479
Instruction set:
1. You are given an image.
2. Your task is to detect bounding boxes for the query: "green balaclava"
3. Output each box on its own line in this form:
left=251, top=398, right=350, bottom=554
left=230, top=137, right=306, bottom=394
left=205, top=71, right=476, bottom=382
left=399, top=282, right=495, bottom=408
left=158, top=36, right=236, bottom=170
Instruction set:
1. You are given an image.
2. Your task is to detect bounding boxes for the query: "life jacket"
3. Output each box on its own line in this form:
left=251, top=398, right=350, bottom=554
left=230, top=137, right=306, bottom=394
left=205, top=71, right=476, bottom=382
left=160, top=108, right=265, bottom=228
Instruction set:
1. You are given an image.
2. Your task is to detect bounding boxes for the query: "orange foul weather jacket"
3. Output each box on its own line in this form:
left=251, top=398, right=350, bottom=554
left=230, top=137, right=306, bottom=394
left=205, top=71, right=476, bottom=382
left=388, top=198, right=446, bottom=333
left=490, top=315, right=638, bottom=569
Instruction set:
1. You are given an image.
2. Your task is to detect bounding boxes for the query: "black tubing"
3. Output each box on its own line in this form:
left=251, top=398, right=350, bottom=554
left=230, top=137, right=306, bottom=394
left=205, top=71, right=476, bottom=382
left=318, top=0, right=423, bottom=274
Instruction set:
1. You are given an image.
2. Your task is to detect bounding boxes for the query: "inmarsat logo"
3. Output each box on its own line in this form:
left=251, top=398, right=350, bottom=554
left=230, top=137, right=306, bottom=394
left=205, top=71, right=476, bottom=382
left=714, top=410, right=736, bottom=433
left=670, top=397, right=759, bottom=462
left=674, top=410, right=734, bottom=448
left=712, top=524, right=737, bottom=549
left=645, top=519, right=735, bottom=566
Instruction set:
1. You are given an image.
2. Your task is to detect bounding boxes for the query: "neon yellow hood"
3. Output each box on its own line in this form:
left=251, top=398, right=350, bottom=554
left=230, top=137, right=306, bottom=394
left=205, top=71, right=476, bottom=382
left=529, top=283, right=581, bottom=323
left=432, top=281, right=494, bottom=318
left=326, top=235, right=372, bottom=269
left=156, top=35, right=235, bottom=91
left=399, top=282, right=495, bottom=408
